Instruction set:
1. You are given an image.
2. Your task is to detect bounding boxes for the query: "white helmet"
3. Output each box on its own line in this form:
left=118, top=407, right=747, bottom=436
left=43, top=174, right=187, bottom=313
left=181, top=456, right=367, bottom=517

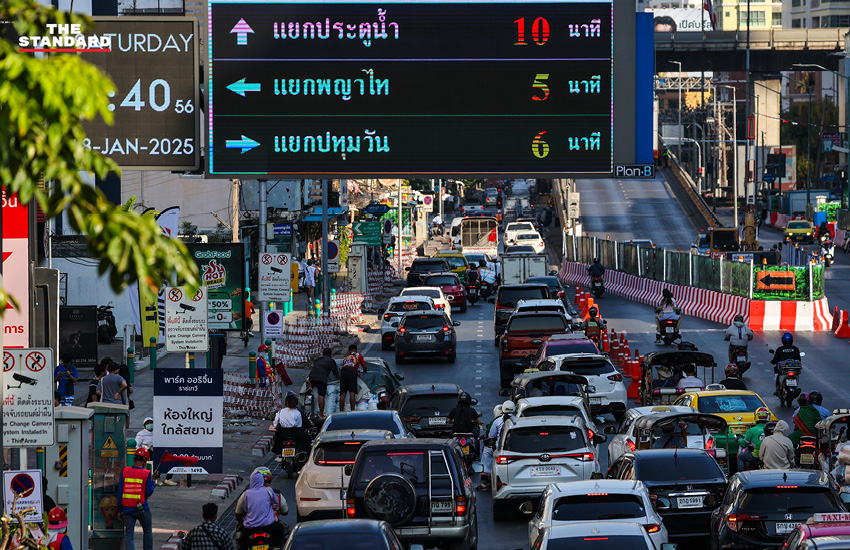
left=501, top=400, right=516, bottom=414
left=492, top=404, right=503, bottom=418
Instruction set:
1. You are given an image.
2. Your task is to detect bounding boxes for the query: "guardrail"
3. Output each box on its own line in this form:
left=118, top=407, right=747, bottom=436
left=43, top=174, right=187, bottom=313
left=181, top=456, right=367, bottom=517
left=662, top=146, right=721, bottom=229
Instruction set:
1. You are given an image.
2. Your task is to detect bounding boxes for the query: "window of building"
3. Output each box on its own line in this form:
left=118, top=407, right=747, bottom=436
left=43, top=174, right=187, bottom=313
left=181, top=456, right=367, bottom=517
left=772, top=11, right=782, bottom=25
left=792, top=18, right=802, bottom=27
left=812, top=16, right=820, bottom=25
left=738, top=10, right=766, bottom=25
left=791, top=0, right=800, bottom=7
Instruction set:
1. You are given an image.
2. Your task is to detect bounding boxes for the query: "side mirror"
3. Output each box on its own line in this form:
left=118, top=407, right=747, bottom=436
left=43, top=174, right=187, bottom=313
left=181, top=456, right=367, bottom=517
left=344, top=464, right=354, bottom=476
left=840, top=492, right=850, bottom=505
left=593, top=434, right=607, bottom=445
left=391, top=322, right=399, bottom=328
left=603, top=426, right=617, bottom=434
left=453, top=321, right=461, bottom=326
left=471, top=462, right=484, bottom=474
left=394, top=373, right=405, bottom=380
left=519, top=501, right=534, bottom=516
left=471, top=398, right=479, bottom=405
left=498, top=389, right=510, bottom=397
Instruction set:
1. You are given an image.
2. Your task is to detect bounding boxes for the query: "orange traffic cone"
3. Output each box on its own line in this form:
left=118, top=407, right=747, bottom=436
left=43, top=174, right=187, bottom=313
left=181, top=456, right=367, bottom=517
left=574, top=287, right=582, bottom=305
left=601, top=328, right=610, bottom=353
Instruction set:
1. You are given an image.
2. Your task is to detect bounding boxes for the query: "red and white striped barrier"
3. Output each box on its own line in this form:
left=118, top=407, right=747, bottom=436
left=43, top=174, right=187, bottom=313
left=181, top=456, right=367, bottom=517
left=560, top=259, right=828, bottom=331
left=330, top=292, right=365, bottom=326
left=223, top=372, right=281, bottom=418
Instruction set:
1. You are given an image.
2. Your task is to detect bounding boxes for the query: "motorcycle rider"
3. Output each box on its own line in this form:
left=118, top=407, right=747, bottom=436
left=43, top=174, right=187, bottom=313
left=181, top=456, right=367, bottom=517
left=770, top=332, right=801, bottom=395
left=271, top=393, right=310, bottom=462
left=234, top=470, right=286, bottom=550
left=466, top=263, right=480, bottom=295
left=655, top=288, right=681, bottom=343
left=477, top=401, right=516, bottom=492
left=759, top=420, right=795, bottom=470
left=587, top=258, right=604, bottom=279
left=818, top=220, right=831, bottom=242
left=582, top=306, right=606, bottom=341
left=789, top=393, right=820, bottom=447
left=737, top=407, right=772, bottom=472
left=430, top=214, right=444, bottom=237
left=724, top=315, right=754, bottom=364
left=448, top=392, right=483, bottom=460
left=809, top=390, right=830, bottom=419
left=720, top=364, right=748, bottom=391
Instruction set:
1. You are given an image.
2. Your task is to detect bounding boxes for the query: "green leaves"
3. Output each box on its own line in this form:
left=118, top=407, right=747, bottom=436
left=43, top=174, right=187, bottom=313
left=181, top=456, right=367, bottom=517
left=0, top=0, right=199, bottom=301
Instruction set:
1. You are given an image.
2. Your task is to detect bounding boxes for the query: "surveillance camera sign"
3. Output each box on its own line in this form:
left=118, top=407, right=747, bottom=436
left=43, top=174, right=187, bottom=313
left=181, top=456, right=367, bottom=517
left=164, top=286, right=209, bottom=352
left=2, top=348, right=55, bottom=447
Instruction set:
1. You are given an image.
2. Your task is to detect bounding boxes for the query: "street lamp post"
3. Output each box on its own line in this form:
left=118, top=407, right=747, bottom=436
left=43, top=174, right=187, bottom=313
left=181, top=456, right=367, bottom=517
left=718, top=85, right=739, bottom=227
left=774, top=72, right=813, bottom=208
left=671, top=60, right=683, bottom=160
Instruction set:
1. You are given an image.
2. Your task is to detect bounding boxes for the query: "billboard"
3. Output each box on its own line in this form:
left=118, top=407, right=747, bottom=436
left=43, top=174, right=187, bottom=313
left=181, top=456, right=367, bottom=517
left=59, top=306, right=99, bottom=367
left=647, top=8, right=711, bottom=32
left=186, top=243, right=246, bottom=331
left=80, top=17, right=200, bottom=170
left=3, top=191, right=29, bottom=348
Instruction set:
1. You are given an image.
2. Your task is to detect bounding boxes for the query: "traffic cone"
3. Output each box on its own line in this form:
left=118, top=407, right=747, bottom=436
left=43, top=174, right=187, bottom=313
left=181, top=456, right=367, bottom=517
left=609, top=331, right=620, bottom=365
left=621, top=340, right=631, bottom=370
left=574, top=287, right=582, bottom=305
left=601, top=328, right=610, bottom=353
left=578, top=293, right=587, bottom=316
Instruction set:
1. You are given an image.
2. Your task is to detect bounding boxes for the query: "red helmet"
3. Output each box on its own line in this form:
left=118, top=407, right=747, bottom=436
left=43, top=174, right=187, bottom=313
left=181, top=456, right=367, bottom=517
left=724, top=364, right=739, bottom=378
left=755, top=407, right=771, bottom=423
left=134, top=447, right=151, bottom=460
left=258, top=344, right=269, bottom=352
left=48, top=507, right=68, bottom=528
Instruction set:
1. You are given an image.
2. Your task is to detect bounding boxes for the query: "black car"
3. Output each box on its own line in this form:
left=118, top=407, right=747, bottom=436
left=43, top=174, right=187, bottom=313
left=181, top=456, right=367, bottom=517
left=493, top=283, right=550, bottom=342
left=607, top=449, right=727, bottom=541
left=389, top=383, right=475, bottom=438
left=524, top=276, right=568, bottom=303
left=345, top=439, right=478, bottom=550
left=394, top=311, right=459, bottom=364
left=284, top=519, right=403, bottom=550
left=406, top=258, right=451, bottom=287
left=712, top=470, right=849, bottom=549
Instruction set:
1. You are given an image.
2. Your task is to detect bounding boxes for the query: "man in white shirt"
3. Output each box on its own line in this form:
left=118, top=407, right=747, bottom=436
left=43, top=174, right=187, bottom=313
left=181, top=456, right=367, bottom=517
left=676, top=365, right=705, bottom=390
left=304, top=259, right=318, bottom=307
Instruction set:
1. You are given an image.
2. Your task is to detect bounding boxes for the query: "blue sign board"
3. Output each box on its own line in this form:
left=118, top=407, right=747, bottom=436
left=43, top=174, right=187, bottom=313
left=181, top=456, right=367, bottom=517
left=763, top=173, right=776, bottom=183
left=822, top=174, right=839, bottom=184
left=273, top=223, right=292, bottom=237
left=366, top=203, right=391, bottom=215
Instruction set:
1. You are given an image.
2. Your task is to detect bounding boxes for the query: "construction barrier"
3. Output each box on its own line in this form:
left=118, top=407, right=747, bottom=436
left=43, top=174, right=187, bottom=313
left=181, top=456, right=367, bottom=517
left=834, top=309, right=850, bottom=338
left=223, top=372, right=280, bottom=419
left=330, top=292, right=365, bottom=327
left=273, top=316, right=344, bottom=366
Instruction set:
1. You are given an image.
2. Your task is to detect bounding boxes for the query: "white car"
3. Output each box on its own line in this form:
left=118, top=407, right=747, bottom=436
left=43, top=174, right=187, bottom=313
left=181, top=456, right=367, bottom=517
left=294, top=429, right=394, bottom=522
left=380, top=296, right=435, bottom=350
left=515, top=299, right=569, bottom=318
left=539, top=353, right=628, bottom=421
left=603, top=405, right=704, bottom=465
left=525, top=480, right=669, bottom=550
left=515, top=232, right=545, bottom=253
left=504, top=222, right=535, bottom=245
left=492, top=416, right=603, bottom=521
left=515, top=396, right=598, bottom=438
left=399, top=287, right=451, bottom=319
left=531, top=521, right=674, bottom=550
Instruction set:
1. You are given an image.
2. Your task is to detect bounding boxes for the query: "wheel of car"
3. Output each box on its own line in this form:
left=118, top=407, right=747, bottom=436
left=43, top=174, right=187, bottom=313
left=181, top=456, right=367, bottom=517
left=395, top=354, right=405, bottom=364
left=363, top=473, right=417, bottom=526
left=492, top=499, right=512, bottom=522
left=381, top=340, right=392, bottom=351
left=460, top=303, right=468, bottom=313
left=447, top=353, right=456, bottom=364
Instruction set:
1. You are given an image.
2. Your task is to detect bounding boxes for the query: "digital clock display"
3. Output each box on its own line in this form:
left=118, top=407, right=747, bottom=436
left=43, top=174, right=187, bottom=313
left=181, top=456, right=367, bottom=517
left=207, top=0, right=614, bottom=177
left=80, top=17, right=200, bottom=171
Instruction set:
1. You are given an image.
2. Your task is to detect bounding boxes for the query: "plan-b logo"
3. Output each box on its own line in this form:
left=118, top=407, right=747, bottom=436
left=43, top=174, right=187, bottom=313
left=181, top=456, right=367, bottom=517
left=18, top=23, right=111, bottom=53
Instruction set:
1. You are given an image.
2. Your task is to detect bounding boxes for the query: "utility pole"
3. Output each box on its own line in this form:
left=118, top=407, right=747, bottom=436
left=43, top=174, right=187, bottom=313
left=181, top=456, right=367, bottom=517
left=231, top=179, right=240, bottom=243
left=720, top=85, right=739, bottom=226
left=258, top=179, right=267, bottom=335
left=671, top=60, right=683, bottom=160
left=397, top=180, right=403, bottom=274
left=321, top=179, right=330, bottom=315
left=745, top=0, right=753, bottom=207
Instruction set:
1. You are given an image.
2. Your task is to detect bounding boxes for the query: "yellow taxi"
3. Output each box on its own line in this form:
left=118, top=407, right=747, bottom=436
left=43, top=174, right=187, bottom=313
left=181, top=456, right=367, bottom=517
left=784, top=220, right=815, bottom=244
left=672, top=390, right=776, bottom=455
left=434, top=251, right=469, bottom=284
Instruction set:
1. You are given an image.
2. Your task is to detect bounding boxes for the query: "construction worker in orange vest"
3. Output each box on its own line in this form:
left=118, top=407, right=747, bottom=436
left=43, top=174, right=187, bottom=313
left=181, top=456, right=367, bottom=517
left=46, top=507, right=73, bottom=550
left=119, top=447, right=158, bottom=550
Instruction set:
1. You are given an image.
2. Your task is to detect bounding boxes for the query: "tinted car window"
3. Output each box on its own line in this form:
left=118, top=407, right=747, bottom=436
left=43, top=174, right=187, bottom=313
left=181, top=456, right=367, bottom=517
left=325, top=416, right=400, bottom=435
left=526, top=277, right=560, bottom=289
left=557, top=360, right=614, bottom=376
left=357, top=451, right=425, bottom=485
left=552, top=494, right=646, bottom=521
left=517, top=306, right=565, bottom=314
left=739, top=489, right=839, bottom=514
left=507, top=315, right=567, bottom=332
left=402, top=289, right=441, bottom=299
left=313, top=441, right=365, bottom=465
left=545, top=536, right=651, bottom=550
left=399, top=394, right=457, bottom=416
left=635, top=454, right=723, bottom=482
left=499, top=287, right=548, bottom=307
left=543, top=342, right=599, bottom=356
left=425, top=275, right=459, bottom=286
left=400, top=315, right=445, bottom=329
left=439, top=256, right=467, bottom=269
left=696, top=395, right=764, bottom=414
left=503, top=426, right=585, bottom=453
left=289, top=532, right=385, bottom=550
left=517, top=233, right=540, bottom=241
left=521, top=406, right=583, bottom=418
left=788, top=222, right=810, bottom=229
left=525, top=381, right=584, bottom=397
left=410, top=260, right=448, bottom=272
left=506, top=246, right=535, bottom=253
left=389, top=301, right=431, bottom=312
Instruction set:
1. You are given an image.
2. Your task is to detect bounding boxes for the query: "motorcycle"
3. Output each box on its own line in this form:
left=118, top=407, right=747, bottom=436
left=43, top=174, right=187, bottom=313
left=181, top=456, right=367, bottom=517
left=467, top=283, right=479, bottom=306
left=454, top=432, right=478, bottom=467
left=429, top=223, right=444, bottom=239
left=796, top=435, right=818, bottom=469
left=239, top=523, right=288, bottom=550
left=731, top=345, right=751, bottom=376
left=657, top=317, right=681, bottom=346
left=590, top=276, right=604, bottom=298
left=97, top=302, right=117, bottom=344
left=822, top=238, right=835, bottom=267
left=280, top=438, right=308, bottom=479
left=773, top=357, right=803, bottom=408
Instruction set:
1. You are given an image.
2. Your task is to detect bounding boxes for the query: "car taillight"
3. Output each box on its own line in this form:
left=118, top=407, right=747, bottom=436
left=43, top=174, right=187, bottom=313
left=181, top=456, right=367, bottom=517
left=383, top=313, right=395, bottom=321
left=346, top=499, right=356, bottom=518
left=436, top=304, right=445, bottom=309
left=443, top=325, right=450, bottom=332
left=557, top=291, right=564, bottom=297
left=705, top=437, right=715, bottom=450
left=398, top=327, right=406, bottom=334
left=726, top=514, right=763, bottom=532
left=299, top=497, right=321, bottom=501
left=588, top=429, right=595, bottom=441
left=496, top=456, right=511, bottom=464
left=456, top=496, right=467, bottom=515
left=644, top=524, right=661, bottom=534
left=607, top=373, right=622, bottom=382
left=404, top=416, right=421, bottom=423
left=540, top=242, right=544, bottom=248
left=627, top=439, right=636, bottom=452
left=649, top=493, right=658, bottom=504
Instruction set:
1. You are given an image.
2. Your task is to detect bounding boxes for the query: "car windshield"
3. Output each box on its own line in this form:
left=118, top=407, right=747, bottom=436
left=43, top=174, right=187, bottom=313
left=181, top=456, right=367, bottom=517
left=325, top=416, right=400, bottom=435
left=507, top=223, right=534, bottom=232
left=696, top=395, right=764, bottom=414
left=557, top=360, right=614, bottom=376
left=698, top=236, right=709, bottom=247
left=400, top=394, right=458, bottom=416
left=503, top=426, right=585, bottom=453
left=526, top=277, right=559, bottom=288
left=635, top=454, right=723, bottom=482
left=543, top=342, right=599, bottom=357
left=498, top=287, right=549, bottom=308
left=389, top=301, right=431, bottom=312
left=411, top=260, right=447, bottom=272
left=739, top=488, right=839, bottom=514
left=425, top=276, right=458, bottom=286
left=357, top=451, right=425, bottom=486
left=403, top=289, right=441, bottom=299
left=545, top=535, right=651, bottom=550
left=552, top=494, right=646, bottom=521
left=507, top=316, right=567, bottom=332
left=521, top=405, right=583, bottom=418
left=524, top=381, right=584, bottom=398
left=517, top=233, right=539, bottom=241
left=401, top=315, right=445, bottom=330
left=290, top=532, right=385, bottom=550
left=439, top=256, right=468, bottom=269
left=788, top=222, right=810, bottom=229
left=313, top=440, right=365, bottom=465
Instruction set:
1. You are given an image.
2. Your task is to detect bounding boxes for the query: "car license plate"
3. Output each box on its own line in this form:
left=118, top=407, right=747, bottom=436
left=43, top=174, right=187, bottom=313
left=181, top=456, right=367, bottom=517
left=252, top=545, right=269, bottom=550
left=282, top=448, right=295, bottom=457
left=775, top=522, right=796, bottom=535
left=737, top=356, right=746, bottom=362
left=430, top=416, right=447, bottom=426
left=589, top=397, right=602, bottom=405
left=801, top=454, right=815, bottom=465
left=786, top=379, right=798, bottom=387
left=416, top=334, right=434, bottom=342
left=98, top=319, right=107, bottom=326
left=461, top=445, right=470, bottom=454
left=677, top=496, right=704, bottom=509
left=530, top=465, right=561, bottom=477
left=431, top=501, right=453, bottom=513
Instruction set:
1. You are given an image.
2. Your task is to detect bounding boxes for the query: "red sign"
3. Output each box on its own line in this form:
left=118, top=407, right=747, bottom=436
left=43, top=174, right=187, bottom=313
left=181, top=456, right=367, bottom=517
left=2, top=190, right=29, bottom=348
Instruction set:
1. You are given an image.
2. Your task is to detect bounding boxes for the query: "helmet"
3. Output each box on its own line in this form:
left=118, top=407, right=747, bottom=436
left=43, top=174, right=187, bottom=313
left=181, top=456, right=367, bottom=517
left=588, top=306, right=598, bottom=317
left=798, top=393, right=810, bottom=407
left=809, top=390, right=823, bottom=406
left=755, top=407, right=771, bottom=423
left=458, top=391, right=472, bottom=406
left=593, top=258, right=600, bottom=264
left=134, top=447, right=150, bottom=461
left=734, top=314, right=744, bottom=323
left=493, top=404, right=503, bottom=418
left=258, top=344, right=269, bottom=352
left=48, top=507, right=68, bottom=529
left=479, top=259, right=487, bottom=267
left=763, top=421, right=776, bottom=436
left=501, top=400, right=516, bottom=415
left=724, top=364, right=739, bottom=378
left=254, top=466, right=272, bottom=483
left=781, top=332, right=793, bottom=346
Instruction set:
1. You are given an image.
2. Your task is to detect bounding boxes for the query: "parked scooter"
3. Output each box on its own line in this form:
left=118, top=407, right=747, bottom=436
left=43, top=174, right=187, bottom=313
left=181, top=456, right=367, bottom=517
left=97, top=302, right=117, bottom=344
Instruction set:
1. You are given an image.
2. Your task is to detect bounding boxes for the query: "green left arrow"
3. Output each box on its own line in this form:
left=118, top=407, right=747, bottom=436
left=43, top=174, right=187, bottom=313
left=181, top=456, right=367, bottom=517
left=227, top=78, right=262, bottom=97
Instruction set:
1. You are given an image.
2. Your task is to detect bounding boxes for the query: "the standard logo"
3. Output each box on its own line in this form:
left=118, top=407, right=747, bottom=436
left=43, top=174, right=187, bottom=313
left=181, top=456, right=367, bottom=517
left=18, top=23, right=111, bottom=53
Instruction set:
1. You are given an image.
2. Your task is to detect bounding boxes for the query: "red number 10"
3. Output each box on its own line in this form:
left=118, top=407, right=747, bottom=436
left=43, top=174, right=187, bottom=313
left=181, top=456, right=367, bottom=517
left=514, top=17, right=550, bottom=46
